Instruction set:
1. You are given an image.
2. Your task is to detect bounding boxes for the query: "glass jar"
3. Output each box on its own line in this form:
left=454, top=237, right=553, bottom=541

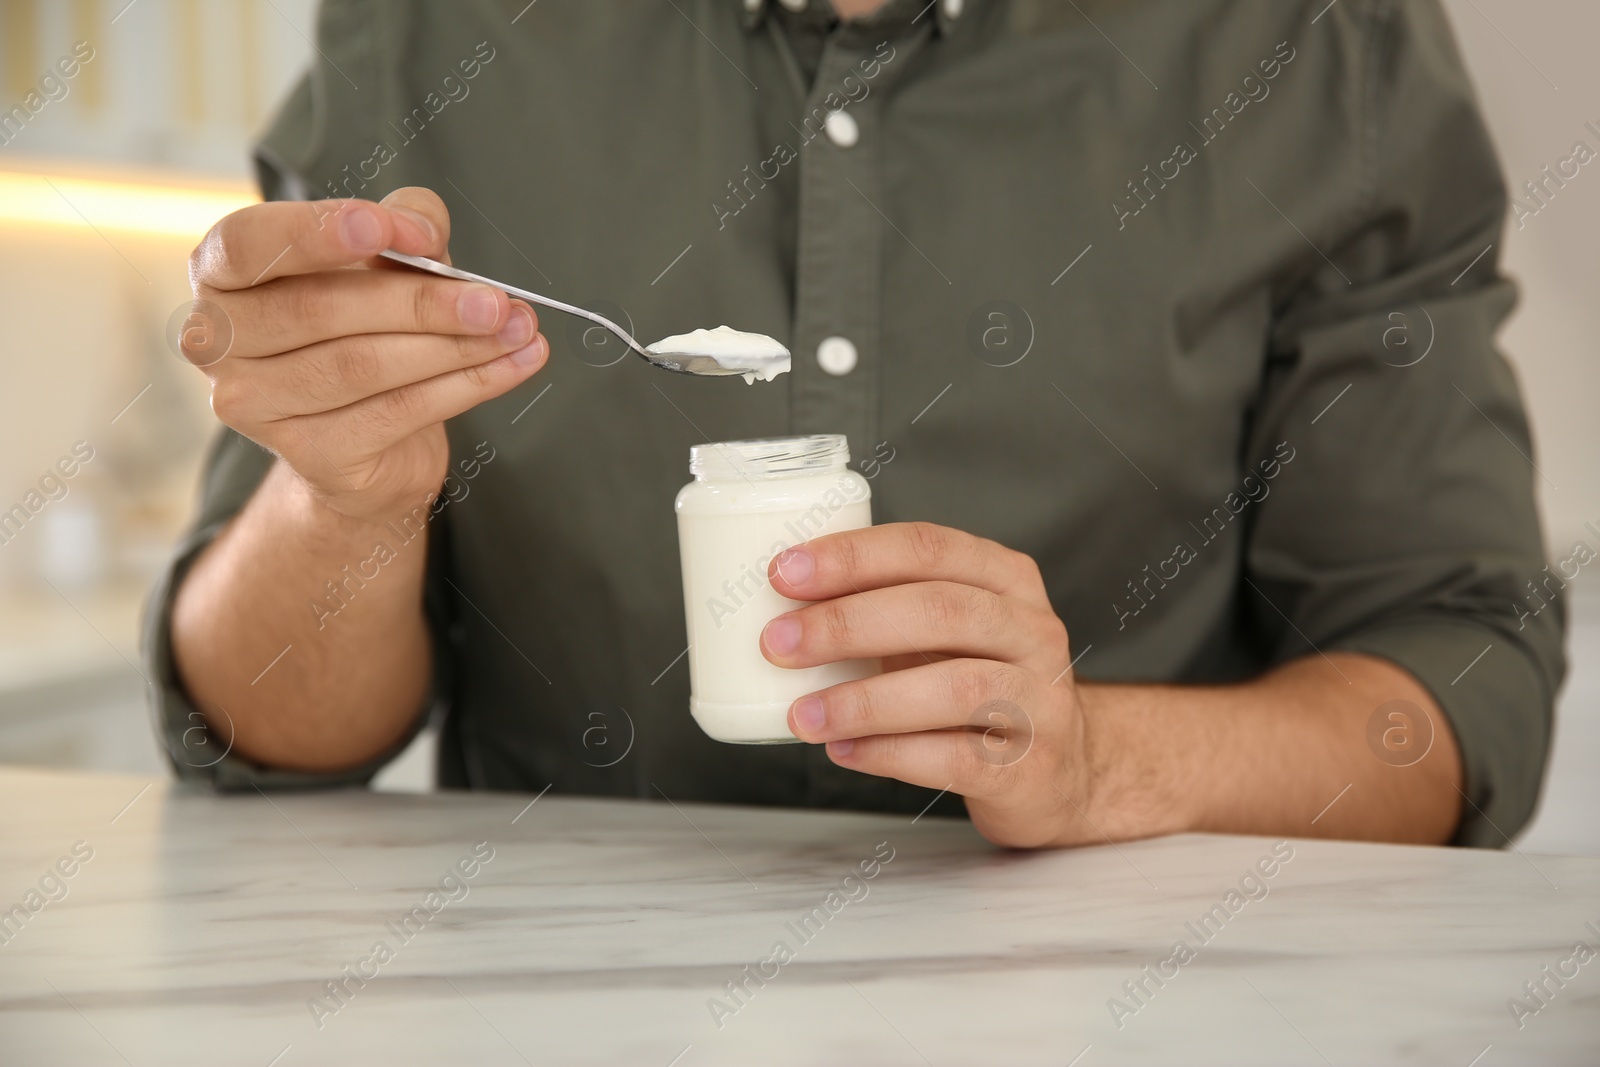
left=675, top=435, right=879, bottom=743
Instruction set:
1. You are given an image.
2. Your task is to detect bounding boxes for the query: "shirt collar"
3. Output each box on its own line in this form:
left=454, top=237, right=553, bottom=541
left=738, top=0, right=964, bottom=39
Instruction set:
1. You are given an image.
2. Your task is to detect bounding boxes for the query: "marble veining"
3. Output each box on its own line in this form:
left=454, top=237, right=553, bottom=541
left=0, top=767, right=1596, bottom=1065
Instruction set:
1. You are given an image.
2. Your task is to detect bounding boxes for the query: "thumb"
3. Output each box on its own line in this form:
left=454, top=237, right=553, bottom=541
left=378, top=186, right=453, bottom=263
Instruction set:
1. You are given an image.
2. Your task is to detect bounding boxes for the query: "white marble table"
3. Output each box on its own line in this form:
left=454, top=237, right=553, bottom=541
left=1, top=768, right=1595, bottom=1065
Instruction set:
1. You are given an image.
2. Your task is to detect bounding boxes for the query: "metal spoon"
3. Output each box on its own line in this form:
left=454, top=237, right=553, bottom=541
left=377, top=249, right=751, bottom=376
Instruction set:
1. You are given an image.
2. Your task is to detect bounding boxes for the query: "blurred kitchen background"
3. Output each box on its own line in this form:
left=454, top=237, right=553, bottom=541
left=0, top=0, right=1594, bottom=847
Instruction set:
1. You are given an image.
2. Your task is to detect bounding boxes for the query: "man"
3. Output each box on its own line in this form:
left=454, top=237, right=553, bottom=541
left=145, top=0, right=1564, bottom=849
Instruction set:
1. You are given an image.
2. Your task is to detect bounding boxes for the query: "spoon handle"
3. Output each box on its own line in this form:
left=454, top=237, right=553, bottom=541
left=376, top=249, right=649, bottom=357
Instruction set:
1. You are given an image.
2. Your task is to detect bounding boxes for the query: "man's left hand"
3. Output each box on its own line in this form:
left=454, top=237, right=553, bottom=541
left=761, top=521, right=1099, bottom=848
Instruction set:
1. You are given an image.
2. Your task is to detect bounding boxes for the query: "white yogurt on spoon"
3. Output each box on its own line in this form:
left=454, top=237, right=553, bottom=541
left=646, top=325, right=791, bottom=384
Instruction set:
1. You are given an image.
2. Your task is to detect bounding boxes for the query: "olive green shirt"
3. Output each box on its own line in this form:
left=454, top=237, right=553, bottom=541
left=143, top=0, right=1566, bottom=847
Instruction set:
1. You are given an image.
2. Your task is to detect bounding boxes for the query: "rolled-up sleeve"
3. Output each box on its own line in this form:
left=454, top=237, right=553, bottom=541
left=1242, top=0, right=1565, bottom=847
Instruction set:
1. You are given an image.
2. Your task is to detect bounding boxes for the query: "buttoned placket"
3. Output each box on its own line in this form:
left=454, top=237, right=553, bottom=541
left=783, top=22, right=929, bottom=474
left=761, top=10, right=936, bottom=810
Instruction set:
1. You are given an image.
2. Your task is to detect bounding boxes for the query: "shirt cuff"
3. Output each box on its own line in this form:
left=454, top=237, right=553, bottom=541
left=1330, top=613, right=1558, bottom=848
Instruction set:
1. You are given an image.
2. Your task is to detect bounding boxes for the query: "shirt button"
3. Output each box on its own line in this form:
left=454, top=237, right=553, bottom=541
left=942, top=0, right=963, bottom=17
left=824, top=109, right=859, bottom=148
left=816, top=336, right=858, bottom=376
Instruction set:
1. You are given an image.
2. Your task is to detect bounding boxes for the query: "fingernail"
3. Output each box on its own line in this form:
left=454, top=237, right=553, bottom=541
left=341, top=207, right=383, bottom=254
left=497, top=305, right=533, bottom=348
left=774, top=547, right=814, bottom=586
left=509, top=334, right=547, bottom=369
left=390, top=206, right=436, bottom=246
left=828, top=739, right=855, bottom=760
left=792, top=696, right=825, bottom=734
left=763, top=615, right=802, bottom=656
left=458, top=285, right=500, bottom=331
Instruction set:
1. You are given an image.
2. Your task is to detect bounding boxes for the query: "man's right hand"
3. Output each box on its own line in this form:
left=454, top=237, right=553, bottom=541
left=184, top=186, right=546, bottom=524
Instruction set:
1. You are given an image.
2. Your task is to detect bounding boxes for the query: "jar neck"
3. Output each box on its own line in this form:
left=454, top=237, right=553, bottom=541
left=693, top=465, right=847, bottom=483
left=690, top=435, right=851, bottom=481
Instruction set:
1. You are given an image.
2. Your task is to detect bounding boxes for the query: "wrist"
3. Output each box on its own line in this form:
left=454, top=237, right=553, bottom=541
left=1067, top=682, right=1200, bottom=844
left=273, top=459, right=438, bottom=545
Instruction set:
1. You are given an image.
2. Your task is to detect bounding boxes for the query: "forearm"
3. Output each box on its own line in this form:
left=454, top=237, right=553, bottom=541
left=1078, top=652, right=1464, bottom=845
left=170, top=459, right=434, bottom=772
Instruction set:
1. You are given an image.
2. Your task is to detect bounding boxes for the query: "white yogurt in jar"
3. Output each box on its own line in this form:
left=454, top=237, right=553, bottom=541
left=675, top=435, right=879, bottom=743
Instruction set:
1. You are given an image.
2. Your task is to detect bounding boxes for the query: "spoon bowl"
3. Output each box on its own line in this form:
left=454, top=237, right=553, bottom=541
left=377, top=250, right=771, bottom=376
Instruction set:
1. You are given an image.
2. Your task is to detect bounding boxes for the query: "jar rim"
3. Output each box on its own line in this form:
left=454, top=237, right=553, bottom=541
left=690, top=434, right=850, bottom=480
